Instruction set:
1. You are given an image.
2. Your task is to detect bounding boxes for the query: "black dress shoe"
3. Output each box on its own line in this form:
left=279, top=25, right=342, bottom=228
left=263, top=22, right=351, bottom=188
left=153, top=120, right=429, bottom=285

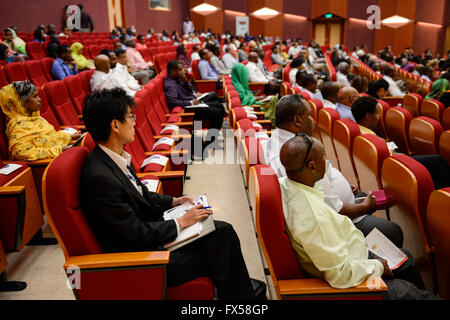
left=0, top=281, right=27, bottom=292
left=250, top=278, right=267, bottom=300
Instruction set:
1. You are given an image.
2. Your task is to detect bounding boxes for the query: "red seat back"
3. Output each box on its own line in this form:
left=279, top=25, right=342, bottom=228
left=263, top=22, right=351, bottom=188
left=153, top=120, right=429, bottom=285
left=26, top=41, right=47, bottom=60
left=63, top=75, right=88, bottom=114
left=409, top=116, right=443, bottom=155
left=39, top=57, right=55, bottom=81
left=78, top=69, right=94, bottom=94
left=24, top=60, right=49, bottom=88
left=385, top=107, right=413, bottom=155
left=3, top=62, right=29, bottom=83
left=0, top=68, right=8, bottom=89
left=44, top=81, right=82, bottom=126
left=38, top=87, right=61, bottom=130
left=42, top=146, right=103, bottom=258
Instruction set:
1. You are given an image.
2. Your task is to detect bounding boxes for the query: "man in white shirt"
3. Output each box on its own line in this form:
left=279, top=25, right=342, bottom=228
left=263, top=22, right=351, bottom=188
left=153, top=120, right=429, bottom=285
left=221, top=47, right=238, bottom=70
left=336, top=62, right=351, bottom=87
left=382, top=66, right=405, bottom=97
left=183, top=17, right=195, bottom=35
left=190, top=45, right=200, bottom=61
left=246, top=51, right=280, bottom=95
left=299, top=74, right=324, bottom=101
left=320, top=81, right=340, bottom=109
left=90, top=55, right=136, bottom=97
left=288, top=42, right=301, bottom=58
left=260, top=94, right=404, bottom=246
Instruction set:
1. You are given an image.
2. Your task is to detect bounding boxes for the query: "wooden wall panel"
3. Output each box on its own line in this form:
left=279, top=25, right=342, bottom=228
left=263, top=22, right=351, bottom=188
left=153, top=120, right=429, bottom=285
left=189, top=0, right=223, bottom=34
left=311, top=0, right=347, bottom=19
left=375, top=23, right=415, bottom=56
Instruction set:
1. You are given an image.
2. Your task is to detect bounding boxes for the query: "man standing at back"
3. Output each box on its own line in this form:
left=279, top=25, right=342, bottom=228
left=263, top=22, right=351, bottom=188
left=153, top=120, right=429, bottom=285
left=183, top=17, right=195, bottom=35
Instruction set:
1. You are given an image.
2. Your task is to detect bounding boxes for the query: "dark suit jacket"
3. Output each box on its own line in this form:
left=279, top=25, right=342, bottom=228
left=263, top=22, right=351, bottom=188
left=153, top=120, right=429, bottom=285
left=80, top=146, right=178, bottom=253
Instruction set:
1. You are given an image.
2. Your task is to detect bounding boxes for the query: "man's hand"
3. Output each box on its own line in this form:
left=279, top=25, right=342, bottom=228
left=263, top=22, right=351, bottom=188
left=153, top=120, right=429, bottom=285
left=377, top=258, right=394, bottom=279
left=362, top=191, right=377, bottom=214
left=351, top=184, right=359, bottom=195
left=172, top=196, right=195, bottom=207
left=269, top=79, right=276, bottom=89
left=191, top=99, right=200, bottom=105
left=176, top=204, right=213, bottom=229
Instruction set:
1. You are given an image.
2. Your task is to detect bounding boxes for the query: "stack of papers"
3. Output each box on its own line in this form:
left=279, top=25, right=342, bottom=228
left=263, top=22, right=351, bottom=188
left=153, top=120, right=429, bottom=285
left=185, top=103, right=209, bottom=109
left=0, top=163, right=22, bottom=175
left=366, top=228, right=408, bottom=270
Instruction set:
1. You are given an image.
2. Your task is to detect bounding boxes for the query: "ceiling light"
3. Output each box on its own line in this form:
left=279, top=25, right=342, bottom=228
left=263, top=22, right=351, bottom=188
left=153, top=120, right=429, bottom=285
left=192, top=3, right=219, bottom=15
left=381, top=15, right=412, bottom=28
left=252, top=7, right=280, bottom=20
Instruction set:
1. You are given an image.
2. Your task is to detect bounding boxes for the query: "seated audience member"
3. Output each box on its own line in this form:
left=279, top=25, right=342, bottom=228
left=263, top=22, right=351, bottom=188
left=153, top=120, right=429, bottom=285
left=246, top=51, right=280, bottom=96
left=383, top=66, right=405, bottom=97
left=191, top=45, right=200, bottom=61
left=0, top=81, right=79, bottom=161
left=262, top=95, right=403, bottom=246
left=336, top=62, right=351, bottom=87
left=336, top=86, right=359, bottom=121
left=3, top=28, right=26, bottom=55
left=47, top=34, right=60, bottom=59
left=71, top=42, right=95, bottom=70
left=115, top=48, right=150, bottom=86
left=420, top=66, right=433, bottom=82
left=278, top=135, right=437, bottom=299
left=255, top=48, right=271, bottom=78
left=320, top=81, right=340, bottom=109
left=0, top=43, right=11, bottom=66
left=125, top=40, right=155, bottom=84
left=288, top=42, right=301, bottom=59
left=104, top=49, right=140, bottom=95
left=222, top=47, right=238, bottom=70
left=288, top=57, right=305, bottom=86
left=90, top=55, right=136, bottom=97
left=51, top=44, right=78, bottom=80
left=425, top=78, right=449, bottom=100
left=80, top=88, right=266, bottom=299
left=300, top=74, right=323, bottom=101
left=135, top=35, right=148, bottom=51
left=351, top=75, right=369, bottom=94
left=47, top=24, right=56, bottom=36
left=160, top=30, right=171, bottom=42
left=198, top=49, right=220, bottom=81
left=164, top=60, right=225, bottom=143
left=271, top=45, right=287, bottom=66
left=237, top=43, right=248, bottom=62
left=209, top=46, right=231, bottom=76
left=351, top=96, right=382, bottom=136
left=177, top=44, right=191, bottom=70
left=367, top=79, right=389, bottom=100
left=33, top=26, right=46, bottom=43
left=110, top=29, right=120, bottom=40
left=440, top=90, right=450, bottom=107
left=59, top=27, right=72, bottom=38
left=232, top=63, right=267, bottom=106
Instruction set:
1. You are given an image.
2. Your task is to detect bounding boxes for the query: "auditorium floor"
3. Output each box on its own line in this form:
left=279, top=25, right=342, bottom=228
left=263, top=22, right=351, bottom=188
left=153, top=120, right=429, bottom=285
left=0, top=131, right=276, bottom=300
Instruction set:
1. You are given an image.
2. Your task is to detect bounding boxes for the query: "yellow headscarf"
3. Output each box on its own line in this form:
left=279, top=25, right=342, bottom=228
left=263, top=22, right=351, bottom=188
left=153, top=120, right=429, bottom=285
left=71, top=42, right=94, bottom=70
left=0, top=83, right=71, bottom=161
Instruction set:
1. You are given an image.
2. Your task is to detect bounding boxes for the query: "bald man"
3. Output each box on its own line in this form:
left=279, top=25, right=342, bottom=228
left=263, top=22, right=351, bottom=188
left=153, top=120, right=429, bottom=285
left=278, top=135, right=438, bottom=299
left=246, top=51, right=280, bottom=95
left=336, top=86, right=359, bottom=121
left=90, top=54, right=136, bottom=97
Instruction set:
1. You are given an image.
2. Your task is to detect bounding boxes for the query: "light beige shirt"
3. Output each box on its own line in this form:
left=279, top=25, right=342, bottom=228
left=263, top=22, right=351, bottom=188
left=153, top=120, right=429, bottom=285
left=279, top=177, right=384, bottom=288
left=246, top=61, right=269, bottom=84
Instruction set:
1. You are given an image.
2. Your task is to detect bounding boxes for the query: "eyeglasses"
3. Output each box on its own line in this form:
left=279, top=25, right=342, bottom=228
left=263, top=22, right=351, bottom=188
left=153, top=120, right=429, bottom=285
left=295, top=132, right=313, bottom=170
left=125, top=114, right=136, bottom=122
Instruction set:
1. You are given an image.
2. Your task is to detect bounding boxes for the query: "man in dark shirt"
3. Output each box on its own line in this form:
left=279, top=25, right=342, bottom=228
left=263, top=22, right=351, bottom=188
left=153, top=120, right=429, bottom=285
left=78, top=4, right=94, bottom=33
left=164, top=60, right=225, bottom=152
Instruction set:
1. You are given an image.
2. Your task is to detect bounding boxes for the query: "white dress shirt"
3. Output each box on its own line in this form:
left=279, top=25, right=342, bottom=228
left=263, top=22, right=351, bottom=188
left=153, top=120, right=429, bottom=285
left=289, top=68, right=298, bottom=86
left=383, top=75, right=405, bottom=97
left=222, top=53, right=238, bottom=70
left=246, top=61, right=269, bottom=83
left=302, top=88, right=324, bottom=101
left=183, top=21, right=195, bottom=35
left=261, top=128, right=362, bottom=221
left=191, top=52, right=200, bottom=61
left=336, top=71, right=351, bottom=87
left=90, top=70, right=136, bottom=97
left=322, top=99, right=337, bottom=109
left=111, top=63, right=140, bottom=92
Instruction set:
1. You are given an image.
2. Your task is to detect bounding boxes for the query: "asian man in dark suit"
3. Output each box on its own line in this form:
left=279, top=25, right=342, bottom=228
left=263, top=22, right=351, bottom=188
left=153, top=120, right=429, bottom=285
left=80, top=88, right=265, bottom=299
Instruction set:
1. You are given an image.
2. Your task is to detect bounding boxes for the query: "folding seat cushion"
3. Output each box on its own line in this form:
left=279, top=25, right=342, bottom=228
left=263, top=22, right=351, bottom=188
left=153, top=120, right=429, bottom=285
left=409, top=116, right=444, bottom=155
left=317, top=108, right=340, bottom=171
left=24, top=60, right=48, bottom=87
left=44, top=81, right=82, bottom=126
left=332, top=118, right=361, bottom=188
left=0, top=68, right=8, bottom=89
left=3, top=62, right=29, bottom=83
left=25, top=41, right=46, bottom=60
left=385, top=107, right=413, bottom=155
left=402, top=93, right=423, bottom=117
left=439, top=131, right=450, bottom=165
left=63, top=75, right=88, bottom=114
left=353, top=134, right=391, bottom=192
left=426, top=187, right=450, bottom=299
left=420, top=99, right=445, bottom=122
left=39, top=57, right=55, bottom=81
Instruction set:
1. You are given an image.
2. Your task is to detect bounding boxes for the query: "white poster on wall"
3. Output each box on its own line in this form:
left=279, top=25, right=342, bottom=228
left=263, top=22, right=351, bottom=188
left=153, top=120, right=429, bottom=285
left=236, top=16, right=249, bottom=37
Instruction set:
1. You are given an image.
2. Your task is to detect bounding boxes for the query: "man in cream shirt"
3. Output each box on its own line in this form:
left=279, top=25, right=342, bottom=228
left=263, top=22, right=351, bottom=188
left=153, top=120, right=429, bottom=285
left=277, top=135, right=437, bottom=299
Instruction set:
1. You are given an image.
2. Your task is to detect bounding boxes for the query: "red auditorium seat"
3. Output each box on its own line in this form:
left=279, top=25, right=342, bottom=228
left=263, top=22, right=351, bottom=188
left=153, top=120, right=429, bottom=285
left=317, top=108, right=340, bottom=171
left=26, top=41, right=47, bottom=60
left=426, top=187, right=450, bottom=299
left=24, top=60, right=49, bottom=87
left=409, top=116, right=443, bottom=155
left=248, top=164, right=387, bottom=299
left=0, top=68, right=8, bottom=89
left=37, top=87, right=61, bottom=130
left=332, top=118, right=361, bottom=188
left=402, top=93, right=423, bottom=117
left=191, top=60, right=219, bottom=94
left=3, top=62, right=29, bottom=83
left=63, top=75, right=88, bottom=114
left=419, top=99, right=445, bottom=122
left=439, top=131, right=450, bottom=165
left=376, top=99, right=390, bottom=140
left=87, top=45, right=100, bottom=60
left=39, top=57, right=55, bottom=81
left=381, top=155, right=437, bottom=291
left=43, top=81, right=83, bottom=128
left=385, top=107, right=413, bottom=155
left=42, top=146, right=213, bottom=299
left=78, top=69, right=94, bottom=94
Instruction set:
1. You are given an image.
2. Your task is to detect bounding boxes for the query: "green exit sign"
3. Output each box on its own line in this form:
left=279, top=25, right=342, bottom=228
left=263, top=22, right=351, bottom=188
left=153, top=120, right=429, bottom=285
left=325, top=13, right=333, bottom=18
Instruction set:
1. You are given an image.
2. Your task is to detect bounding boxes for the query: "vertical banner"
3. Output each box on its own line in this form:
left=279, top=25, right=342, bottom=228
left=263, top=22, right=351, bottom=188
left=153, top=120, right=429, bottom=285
left=236, top=16, right=249, bottom=37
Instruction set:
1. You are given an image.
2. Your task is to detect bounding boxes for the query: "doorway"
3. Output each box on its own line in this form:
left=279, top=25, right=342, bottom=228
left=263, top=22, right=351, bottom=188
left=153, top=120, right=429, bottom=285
left=312, top=16, right=345, bottom=48
left=107, top=0, right=127, bottom=31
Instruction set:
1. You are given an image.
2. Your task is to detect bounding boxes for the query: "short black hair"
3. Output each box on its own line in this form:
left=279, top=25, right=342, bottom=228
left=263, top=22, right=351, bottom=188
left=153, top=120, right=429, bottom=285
left=351, top=96, right=379, bottom=123
left=440, top=72, right=450, bottom=82
left=300, top=74, right=316, bottom=88
left=199, top=49, right=208, bottom=59
left=4, top=29, right=12, bottom=35
left=367, top=79, right=389, bottom=98
left=57, top=44, right=70, bottom=57
left=275, top=94, right=309, bottom=128
left=321, top=81, right=339, bottom=100
left=167, top=59, right=181, bottom=73
left=100, top=49, right=113, bottom=57
left=82, top=88, right=136, bottom=143
left=114, top=48, right=126, bottom=57
left=290, top=57, right=304, bottom=68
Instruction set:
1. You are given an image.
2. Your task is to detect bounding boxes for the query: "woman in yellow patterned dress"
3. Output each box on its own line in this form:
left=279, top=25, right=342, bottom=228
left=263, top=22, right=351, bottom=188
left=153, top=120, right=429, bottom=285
left=0, top=81, right=79, bottom=161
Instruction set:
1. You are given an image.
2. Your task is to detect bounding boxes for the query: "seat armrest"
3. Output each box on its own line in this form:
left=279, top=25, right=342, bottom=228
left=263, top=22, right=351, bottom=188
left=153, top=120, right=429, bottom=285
left=145, top=150, right=189, bottom=157
left=166, top=112, right=195, bottom=117
left=153, top=134, right=191, bottom=141
left=0, top=186, right=25, bottom=196
left=64, top=251, right=170, bottom=270
left=278, top=277, right=387, bottom=298
left=137, top=171, right=184, bottom=180
left=24, top=159, right=54, bottom=167
left=161, top=121, right=193, bottom=127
